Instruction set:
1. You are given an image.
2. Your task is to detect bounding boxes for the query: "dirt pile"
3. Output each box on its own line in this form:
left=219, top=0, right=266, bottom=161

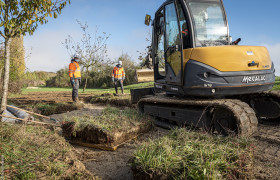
left=62, top=121, right=151, bottom=146
left=61, top=107, right=153, bottom=148
left=90, top=94, right=132, bottom=107
left=35, top=102, right=84, bottom=116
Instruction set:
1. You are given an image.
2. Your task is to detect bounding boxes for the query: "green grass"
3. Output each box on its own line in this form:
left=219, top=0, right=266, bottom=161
left=0, top=123, right=93, bottom=179
left=32, top=103, right=83, bottom=116
left=90, top=94, right=131, bottom=107
left=273, top=76, right=280, bottom=90
left=132, top=129, right=254, bottom=180
left=21, top=82, right=154, bottom=94
left=64, top=106, right=151, bottom=133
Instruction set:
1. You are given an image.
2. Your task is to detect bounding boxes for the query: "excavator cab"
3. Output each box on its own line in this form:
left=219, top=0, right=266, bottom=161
left=147, top=0, right=275, bottom=96
left=153, top=0, right=229, bottom=86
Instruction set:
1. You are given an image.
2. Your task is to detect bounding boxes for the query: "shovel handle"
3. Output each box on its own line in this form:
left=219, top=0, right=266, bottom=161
left=6, top=105, right=59, bottom=122
left=0, top=115, right=60, bottom=126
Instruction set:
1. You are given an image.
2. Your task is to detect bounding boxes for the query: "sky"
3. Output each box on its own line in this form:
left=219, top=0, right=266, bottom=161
left=24, top=0, right=280, bottom=74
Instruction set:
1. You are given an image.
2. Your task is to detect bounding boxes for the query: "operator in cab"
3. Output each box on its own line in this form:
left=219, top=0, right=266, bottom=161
left=69, top=56, right=81, bottom=102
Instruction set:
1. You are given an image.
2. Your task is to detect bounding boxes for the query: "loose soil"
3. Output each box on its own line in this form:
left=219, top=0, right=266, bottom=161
left=253, top=121, right=280, bottom=180
left=73, top=127, right=169, bottom=180
left=71, top=121, right=280, bottom=180
left=9, top=91, right=94, bottom=105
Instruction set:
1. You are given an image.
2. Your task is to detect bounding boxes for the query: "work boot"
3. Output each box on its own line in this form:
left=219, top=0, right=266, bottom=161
left=121, top=89, right=124, bottom=94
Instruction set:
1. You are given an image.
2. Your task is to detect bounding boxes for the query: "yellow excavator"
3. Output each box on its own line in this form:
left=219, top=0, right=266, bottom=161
left=131, top=0, right=278, bottom=136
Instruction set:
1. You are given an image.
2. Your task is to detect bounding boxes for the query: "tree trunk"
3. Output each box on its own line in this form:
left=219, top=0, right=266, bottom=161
left=83, top=69, right=88, bottom=93
left=58, top=73, right=61, bottom=87
left=0, top=67, right=3, bottom=86
left=0, top=67, right=3, bottom=97
left=83, top=67, right=89, bottom=92
left=1, top=37, right=11, bottom=114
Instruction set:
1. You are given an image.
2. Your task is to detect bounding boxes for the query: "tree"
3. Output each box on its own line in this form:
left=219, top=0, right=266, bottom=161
left=137, top=30, right=153, bottom=68
left=64, top=20, right=110, bottom=92
left=10, top=36, right=25, bottom=82
left=8, top=36, right=25, bottom=93
left=0, top=0, right=70, bottom=113
left=0, top=36, right=25, bottom=94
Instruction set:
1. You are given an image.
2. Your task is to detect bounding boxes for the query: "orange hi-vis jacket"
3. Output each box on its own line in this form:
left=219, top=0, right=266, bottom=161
left=69, top=61, right=81, bottom=78
left=112, top=66, right=125, bottom=80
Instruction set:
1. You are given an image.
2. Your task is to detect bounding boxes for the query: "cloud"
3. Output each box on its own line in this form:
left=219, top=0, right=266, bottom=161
left=262, top=43, right=280, bottom=76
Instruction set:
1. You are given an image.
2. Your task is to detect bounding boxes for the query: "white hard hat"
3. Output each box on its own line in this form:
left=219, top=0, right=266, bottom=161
left=118, top=61, right=122, bottom=65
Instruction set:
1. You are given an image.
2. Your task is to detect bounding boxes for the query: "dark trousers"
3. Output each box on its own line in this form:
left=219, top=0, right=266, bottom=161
left=71, top=78, right=81, bottom=101
left=114, top=79, right=124, bottom=94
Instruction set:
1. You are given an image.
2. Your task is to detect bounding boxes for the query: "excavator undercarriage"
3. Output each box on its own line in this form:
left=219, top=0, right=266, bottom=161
left=132, top=90, right=280, bottom=136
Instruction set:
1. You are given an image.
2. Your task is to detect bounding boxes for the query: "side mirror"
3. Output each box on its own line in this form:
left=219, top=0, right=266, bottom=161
left=145, top=14, right=151, bottom=26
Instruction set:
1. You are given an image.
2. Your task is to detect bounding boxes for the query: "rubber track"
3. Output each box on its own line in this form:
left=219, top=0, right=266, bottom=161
left=248, top=90, right=280, bottom=119
left=261, top=91, right=280, bottom=104
left=138, top=95, right=258, bottom=137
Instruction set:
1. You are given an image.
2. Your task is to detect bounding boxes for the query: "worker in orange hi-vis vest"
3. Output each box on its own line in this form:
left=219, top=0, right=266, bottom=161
left=112, top=61, right=125, bottom=95
left=69, top=56, right=81, bottom=102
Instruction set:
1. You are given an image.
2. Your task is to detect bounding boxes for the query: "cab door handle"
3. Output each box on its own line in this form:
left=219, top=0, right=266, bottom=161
left=165, top=45, right=180, bottom=54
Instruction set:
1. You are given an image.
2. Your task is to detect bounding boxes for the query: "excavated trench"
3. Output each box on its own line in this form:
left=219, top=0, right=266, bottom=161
left=61, top=120, right=152, bottom=148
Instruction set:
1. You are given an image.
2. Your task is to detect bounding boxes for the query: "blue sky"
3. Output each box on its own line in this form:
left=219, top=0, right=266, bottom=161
left=24, top=0, right=280, bottom=74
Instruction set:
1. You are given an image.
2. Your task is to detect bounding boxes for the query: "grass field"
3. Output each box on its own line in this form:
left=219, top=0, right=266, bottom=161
left=21, top=77, right=280, bottom=94
left=4, top=79, right=278, bottom=179
left=21, top=82, right=154, bottom=94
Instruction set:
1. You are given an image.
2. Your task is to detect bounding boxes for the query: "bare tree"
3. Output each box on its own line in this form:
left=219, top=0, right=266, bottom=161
left=137, top=30, right=153, bottom=68
left=64, top=20, right=110, bottom=92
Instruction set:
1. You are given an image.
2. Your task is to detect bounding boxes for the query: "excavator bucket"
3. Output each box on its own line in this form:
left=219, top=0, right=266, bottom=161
left=135, top=69, right=154, bottom=83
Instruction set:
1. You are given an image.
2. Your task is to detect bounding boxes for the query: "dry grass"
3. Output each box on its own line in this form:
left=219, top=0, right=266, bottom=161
left=132, top=128, right=254, bottom=180
left=64, top=106, right=147, bottom=132
left=90, top=94, right=132, bottom=107
left=33, top=102, right=84, bottom=116
left=0, top=123, right=95, bottom=179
